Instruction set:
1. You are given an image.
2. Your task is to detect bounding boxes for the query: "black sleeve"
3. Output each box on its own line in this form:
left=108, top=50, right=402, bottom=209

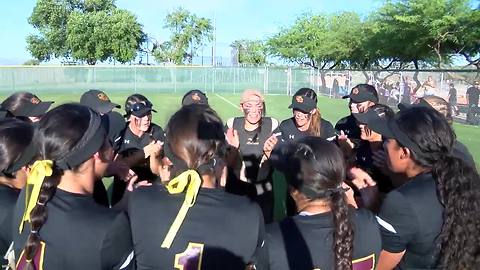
left=151, top=125, right=165, bottom=142
left=101, top=212, right=135, bottom=270
left=251, top=206, right=269, bottom=270
left=377, top=190, right=418, bottom=253
left=321, top=120, right=336, bottom=139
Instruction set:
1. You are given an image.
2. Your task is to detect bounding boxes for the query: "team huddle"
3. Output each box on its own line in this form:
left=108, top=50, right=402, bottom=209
left=0, top=85, right=479, bottom=270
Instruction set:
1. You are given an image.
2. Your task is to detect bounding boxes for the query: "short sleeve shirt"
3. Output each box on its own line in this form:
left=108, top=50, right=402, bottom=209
left=377, top=173, right=443, bottom=269
left=274, top=118, right=336, bottom=143
left=267, top=208, right=382, bottom=270
left=128, top=184, right=267, bottom=270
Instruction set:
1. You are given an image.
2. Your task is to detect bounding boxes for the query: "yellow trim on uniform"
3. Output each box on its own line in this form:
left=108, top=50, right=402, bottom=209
left=19, top=160, right=53, bottom=233
left=352, top=253, right=376, bottom=270
left=161, top=170, right=202, bottom=249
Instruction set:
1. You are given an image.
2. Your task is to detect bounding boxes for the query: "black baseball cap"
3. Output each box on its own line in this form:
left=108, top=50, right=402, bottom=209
left=353, top=110, right=388, bottom=135
left=182, top=90, right=208, bottom=106
left=288, top=88, right=317, bottom=113
left=343, top=84, right=379, bottom=103
left=370, top=109, right=426, bottom=154
left=397, top=98, right=431, bottom=111
left=80, top=89, right=120, bottom=114
left=7, top=93, right=54, bottom=117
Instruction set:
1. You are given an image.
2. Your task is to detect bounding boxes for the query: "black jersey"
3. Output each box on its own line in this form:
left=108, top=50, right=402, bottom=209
left=274, top=117, right=336, bottom=143
left=11, top=188, right=134, bottom=270
left=355, top=142, right=394, bottom=193
left=377, top=173, right=443, bottom=269
left=266, top=208, right=381, bottom=270
left=0, top=185, right=20, bottom=263
left=116, top=123, right=165, bottom=154
left=226, top=117, right=278, bottom=183
left=111, top=123, right=166, bottom=205
left=128, top=184, right=267, bottom=270
left=335, top=114, right=361, bottom=140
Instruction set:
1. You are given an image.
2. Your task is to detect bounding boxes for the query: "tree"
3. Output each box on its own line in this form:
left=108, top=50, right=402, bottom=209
left=23, top=59, right=40, bottom=65
left=27, top=0, right=144, bottom=64
left=153, top=8, right=213, bottom=64
left=230, top=39, right=267, bottom=65
left=267, top=12, right=364, bottom=69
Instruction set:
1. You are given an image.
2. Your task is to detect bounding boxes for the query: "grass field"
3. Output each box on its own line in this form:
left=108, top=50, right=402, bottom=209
left=1, top=91, right=479, bottom=165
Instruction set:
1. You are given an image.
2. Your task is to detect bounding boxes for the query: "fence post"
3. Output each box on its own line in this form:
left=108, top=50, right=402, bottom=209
left=174, top=66, right=177, bottom=93
left=134, top=66, right=137, bottom=92
left=233, top=67, right=236, bottom=94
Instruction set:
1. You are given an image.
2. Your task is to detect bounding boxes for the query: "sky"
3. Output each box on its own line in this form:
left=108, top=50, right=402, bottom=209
left=0, top=0, right=383, bottom=65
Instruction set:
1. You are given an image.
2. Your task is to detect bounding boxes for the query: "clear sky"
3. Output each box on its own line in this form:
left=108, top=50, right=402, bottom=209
left=0, top=0, right=383, bottom=65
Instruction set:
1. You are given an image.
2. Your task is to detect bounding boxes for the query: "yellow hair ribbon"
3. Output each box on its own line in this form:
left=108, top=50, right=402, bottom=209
left=161, top=169, right=202, bottom=249
left=18, top=160, right=53, bottom=233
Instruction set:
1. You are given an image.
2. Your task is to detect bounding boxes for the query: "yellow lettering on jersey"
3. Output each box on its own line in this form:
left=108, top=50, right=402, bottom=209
left=174, top=242, right=204, bottom=270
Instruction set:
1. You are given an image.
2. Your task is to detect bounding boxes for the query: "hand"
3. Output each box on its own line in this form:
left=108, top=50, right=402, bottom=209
left=337, top=130, right=355, bottom=155
left=143, top=140, right=162, bottom=158
left=348, top=167, right=376, bottom=190
left=263, top=135, right=278, bottom=158
left=126, top=174, right=152, bottom=191
left=225, top=128, right=240, bottom=149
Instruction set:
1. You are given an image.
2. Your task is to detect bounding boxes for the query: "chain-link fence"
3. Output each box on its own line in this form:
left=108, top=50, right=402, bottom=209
left=0, top=66, right=478, bottom=104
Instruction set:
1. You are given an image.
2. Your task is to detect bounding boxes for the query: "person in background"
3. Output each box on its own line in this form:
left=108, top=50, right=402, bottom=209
left=373, top=106, right=480, bottom=269
left=466, top=80, right=480, bottom=125
left=1, top=92, right=54, bottom=123
left=110, top=94, right=163, bottom=205
left=267, top=137, right=381, bottom=270
left=447, top=83, right=459, bottom=116
left=336, top=84, right=379, bottom=145
left=10, top=104, right=134, bottom=270
left=225, top=89, right=279, bottom=223
left=0, top=119, right=35, bottom=266
left=181, top=89, right=209, bottom=106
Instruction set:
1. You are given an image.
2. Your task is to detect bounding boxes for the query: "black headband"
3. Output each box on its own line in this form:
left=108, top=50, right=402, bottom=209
left=0, top=142, right=37, bottom=177
left=55, top=109, right=107, bottom=170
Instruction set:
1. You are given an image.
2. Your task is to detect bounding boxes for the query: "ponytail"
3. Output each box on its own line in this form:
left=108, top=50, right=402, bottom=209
left=308, top=108, right=322, bottom=137
left=23, top=170, right=61, bottom=270
left=330, top=191, right=354, bottom=270
left=433, top=155, right=480, bottom=269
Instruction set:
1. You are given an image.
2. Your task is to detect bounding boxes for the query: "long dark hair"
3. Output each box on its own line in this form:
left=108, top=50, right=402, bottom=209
left=286, top=137, right=353, bottom=270
left=294, top=88, right=322, bottom=137
left=394, top=106, right=480, bottom=269
left=21, top=104, right=104, bottom=270
left=0, top=118, right=34, bottom=178
left=165, top=104, right=226, bottom=177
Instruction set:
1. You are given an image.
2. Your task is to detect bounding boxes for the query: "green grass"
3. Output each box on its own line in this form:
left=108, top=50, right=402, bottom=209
left=1, top=91, right=478, bottom=165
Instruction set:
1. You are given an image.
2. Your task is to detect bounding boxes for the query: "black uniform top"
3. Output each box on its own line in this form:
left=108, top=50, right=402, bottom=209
left=128, top=184, right=267, bottom=270
left=12, top=188, right=134, bottom=270
left=226, top=117, right=278, bottom=183
left=116, top=123, right=165, bottom=154
left=274, top=117, right=336, bottom=143
left=335, top=114, right=361, bottom=141
left=466, top=86, right=480, bottom=106
left=355, top=142, right=394, bottom=193
left=266, top=208, right=382, bottom=270
left=0, top=185, right=20, bottom=262
left=114, top=123, right=165, bottom=181
left=377, top=173, right=443, bottom=269
left=453, top=140, right=475, bottom=167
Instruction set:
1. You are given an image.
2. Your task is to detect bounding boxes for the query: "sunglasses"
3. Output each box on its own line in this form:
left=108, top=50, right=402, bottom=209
left=131, top=102, right=151, bottom=112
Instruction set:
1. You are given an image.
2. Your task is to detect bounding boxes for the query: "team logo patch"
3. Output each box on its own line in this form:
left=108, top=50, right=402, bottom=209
left=295, top=96, right=303, bottom=103
left=30, top=97, right=40, bottom=104
left=97, top=93, right=109, bottom=101
left=192, top=93, right=201, bottom=101
left=352, top=88, right=359, bottom=95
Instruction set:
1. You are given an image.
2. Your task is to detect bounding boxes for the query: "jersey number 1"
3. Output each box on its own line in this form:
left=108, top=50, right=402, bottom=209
left=174, top=242, right=205, bottom=270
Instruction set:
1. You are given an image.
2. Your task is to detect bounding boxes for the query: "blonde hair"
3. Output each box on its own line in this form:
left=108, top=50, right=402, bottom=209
left=420, top=95, right=452, bottom=125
